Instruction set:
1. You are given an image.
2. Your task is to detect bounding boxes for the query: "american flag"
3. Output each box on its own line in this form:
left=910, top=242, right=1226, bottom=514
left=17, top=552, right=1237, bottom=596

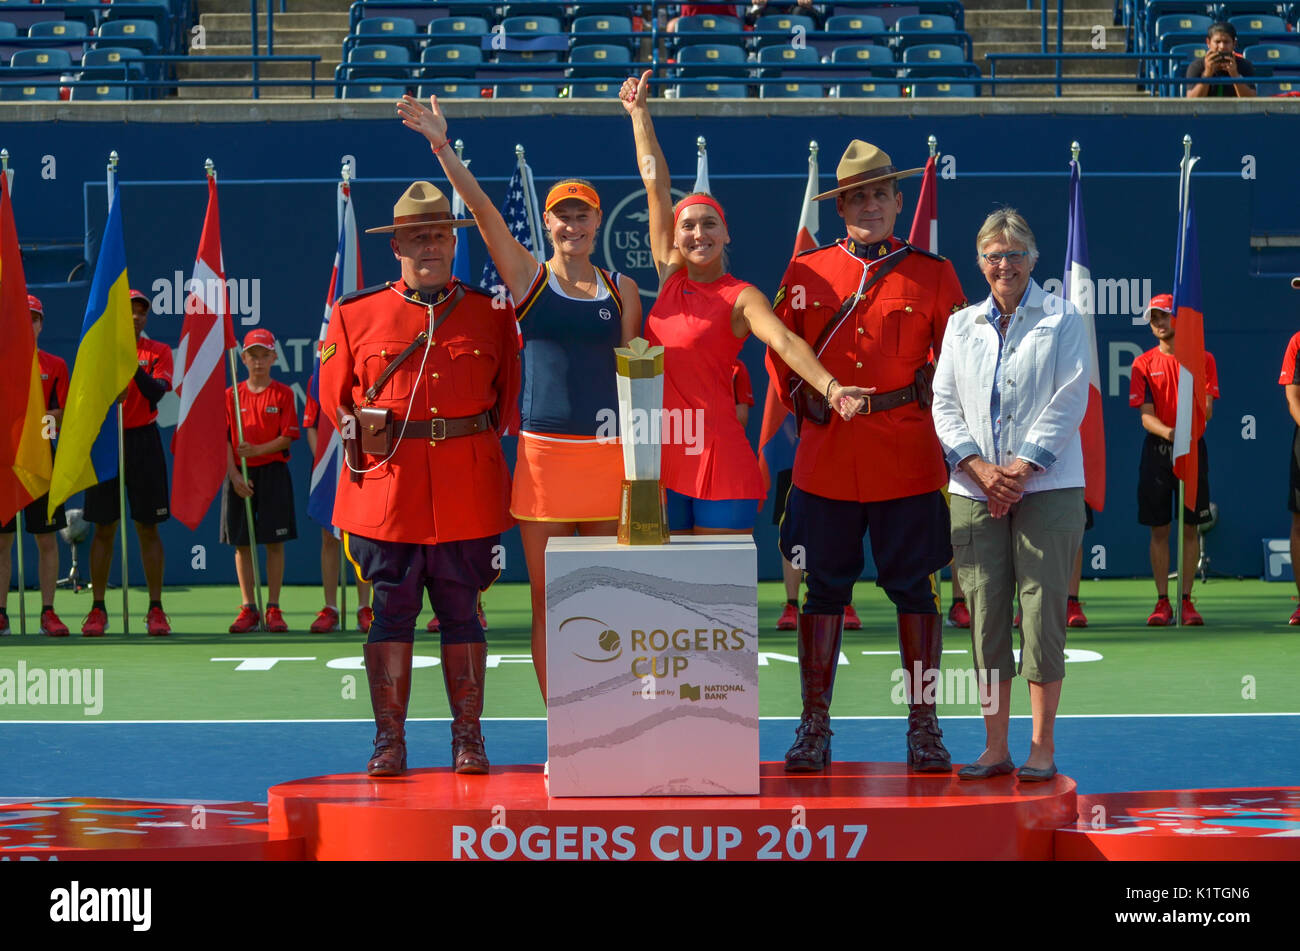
left=480, top=147, right=544, bottom=297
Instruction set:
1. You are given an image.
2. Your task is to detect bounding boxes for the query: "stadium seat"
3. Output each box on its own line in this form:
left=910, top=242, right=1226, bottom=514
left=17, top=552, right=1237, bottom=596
left=566, top=78, right=619, bottom=97
left=500, top=15, right=565, bottom=38
left=1154, top=14, right=1213, bottom=41
left=673, top=14, right=745, bottom=48
left=567, top=43, right=631, bottom=77
left=756, top=44, right=820, bottom=78
left=0, top=22, right=16, bottom=41
left=341, top=80, right=415, bottom=99
left=1245, top=44, right=1300, bottom=67
left=71, top=80, right=129, bottom=101
left=835, top=79, right=901, bottom=97
left=911, top=79, right=978, bottom=96
left=494, top=80, right=560, bottom=97
left=345, top=44, right=413, bottom=81
left=95, top=20, right=161, bottom=55
left=760, top=80, right=823, bottom=97
left=894, top=14, right=958, bottom=51
left=569, top=2, right=639, bottom=15
left=102, top=2, right=170, bottom=45
left=824, top=14, right=887, bottom=37
left=1228, top=14, right=1288, bottom=38
left=752, top=13, right=818, bottom=48
left=81, top=47, right=145, bottom=83
left=1168, top=41, right=1207, bottom=94
left=502, top=3, right=570, bottom=20
left=421, top=43, right=482, bottom=78
left=355, top=16, right=421, bottom=57
left=677, top=76, right=748, bottom=97
left=676, top=43, right=749, bottom=78
left=902, top=43, right=976, bottom=81
left=1256, top=76, right=1298, bottom=94
left=830, top=43, right=895, bottom=71
left=10, top=48, right=73, bottom=70
left=418, top=80, right=483, bottom=98
left=570, top=14, right=636, bottom=50
left=28, top=21, right=89, bottom=41
left=0, top=74, right=61, bottom=101
left=40, top=0, right=102, bottom=31
left=428, top=17, right=491, bottom=41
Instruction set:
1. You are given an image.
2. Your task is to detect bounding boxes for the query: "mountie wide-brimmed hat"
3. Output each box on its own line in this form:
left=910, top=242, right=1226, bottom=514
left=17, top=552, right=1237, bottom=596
left=365, top=181, right=476, bottom=234
left=814, top=140, right=925, bottom=201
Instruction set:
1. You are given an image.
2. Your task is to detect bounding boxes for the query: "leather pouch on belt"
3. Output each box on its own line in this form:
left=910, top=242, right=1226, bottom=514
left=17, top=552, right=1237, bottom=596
left=358, top=406, right=394, bottom=455
left=791, top=378, right=831, bottom=427
left=914, top=361, right=936, bottom=409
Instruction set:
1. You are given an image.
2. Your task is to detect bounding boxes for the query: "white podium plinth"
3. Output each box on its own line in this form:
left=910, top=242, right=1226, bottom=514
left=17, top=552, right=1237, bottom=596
left=545, top=535, right=759, bottom=797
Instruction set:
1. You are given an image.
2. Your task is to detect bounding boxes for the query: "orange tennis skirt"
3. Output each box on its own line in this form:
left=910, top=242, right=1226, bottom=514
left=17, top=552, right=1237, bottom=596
left=511, top=431, right=624, bottom=522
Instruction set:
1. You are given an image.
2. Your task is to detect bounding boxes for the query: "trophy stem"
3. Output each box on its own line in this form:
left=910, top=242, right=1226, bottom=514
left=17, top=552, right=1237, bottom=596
left=618, top=479, right=670, bottom=546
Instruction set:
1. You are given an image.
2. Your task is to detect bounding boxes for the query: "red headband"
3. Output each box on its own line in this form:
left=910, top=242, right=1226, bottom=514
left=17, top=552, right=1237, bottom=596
left=674, top=194, right=727, bottom=229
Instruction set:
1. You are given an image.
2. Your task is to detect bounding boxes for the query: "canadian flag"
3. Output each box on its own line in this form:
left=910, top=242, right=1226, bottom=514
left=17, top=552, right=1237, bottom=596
left=908, top=153, right=938, bottom=253
left=170, top=175, right=236, bottom=530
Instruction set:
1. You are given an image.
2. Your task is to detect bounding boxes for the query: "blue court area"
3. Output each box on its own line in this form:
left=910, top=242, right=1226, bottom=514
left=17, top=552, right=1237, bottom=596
left=4, top=715, right=1297, bottom=804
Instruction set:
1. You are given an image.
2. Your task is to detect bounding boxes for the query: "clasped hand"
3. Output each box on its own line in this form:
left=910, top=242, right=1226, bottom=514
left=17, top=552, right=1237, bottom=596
left=965, top=457, right=1032, bottom=518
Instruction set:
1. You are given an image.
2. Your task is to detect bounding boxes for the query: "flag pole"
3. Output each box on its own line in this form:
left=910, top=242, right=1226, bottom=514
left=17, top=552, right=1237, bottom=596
left=1175, top=134, right=1192, bottom=629
left=928, top=134, right=937, bottom=159
left=8, top=147, right=27, bottom=636
left=212, top=159, right=265, bottom=630
left=108, top=151, right=131, bottom=636
left=337, top=158, right=350, bottom=631
left=1, top=148, right=12, bottom=193
left=924, top=133, right=942, bottom=619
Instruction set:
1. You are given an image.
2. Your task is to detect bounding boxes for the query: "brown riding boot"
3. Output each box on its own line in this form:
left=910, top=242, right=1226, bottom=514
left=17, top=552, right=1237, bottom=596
left=898, top=612, right=952, bottom=772
left=442, top=641, right=489, bottom=774
left=364, top=641, right=413, bottom=777
left=784, top=612, right=844, bottom=773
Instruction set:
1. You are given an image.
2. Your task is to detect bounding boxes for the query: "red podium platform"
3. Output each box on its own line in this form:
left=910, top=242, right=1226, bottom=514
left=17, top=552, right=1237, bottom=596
left=1055, top=787, right=1300, bottom=860
left=268, top=762, right=1077, bottom=860
left=0, top=798, right=302, bottom=860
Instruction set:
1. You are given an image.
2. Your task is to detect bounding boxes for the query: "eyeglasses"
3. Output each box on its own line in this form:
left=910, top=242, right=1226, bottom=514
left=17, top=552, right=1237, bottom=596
left=981, top=251, right=1029, bottom=265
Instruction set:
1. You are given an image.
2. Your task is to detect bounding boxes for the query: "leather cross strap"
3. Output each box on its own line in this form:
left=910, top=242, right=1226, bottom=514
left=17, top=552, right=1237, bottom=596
left=363, top=283, right=467, bottom=405
left=394, top=409, right=496, bottom=441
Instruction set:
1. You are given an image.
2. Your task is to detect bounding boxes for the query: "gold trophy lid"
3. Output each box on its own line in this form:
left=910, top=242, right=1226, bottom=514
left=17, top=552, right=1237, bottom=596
left=615, top=336, right=665, bottom=379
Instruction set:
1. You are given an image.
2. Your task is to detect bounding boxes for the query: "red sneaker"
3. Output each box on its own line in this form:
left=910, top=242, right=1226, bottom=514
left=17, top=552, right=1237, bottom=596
left=1014, top=610, right=1022, bottom=629
left=843, top=604, right=862, bottom=630
left=41, top=608, right=70, bottom=637
left=776, top=603, right=798, bottom=631
left=477, top=597, right=488, bottom=632
left=426, top=615, right=440, bottom=633
left=146, top=606, right=170, bottom=637
left=0, top=613, right=9, bottom=635
left=264, top=605, right=288, bottom=633
left=1066, top=599, right=1088, bottom=628
left=1289, top=606, right=1300, bottom=626
left=357, top=606, right=374, bottom=634
left=229, top=605, right=261, bottom=633
left=81, top=606, right=108, bottom=637
left=1147, top=598, right=1174, bottom=627
left=309, top=606, right=339, bottom=633
left=947, top=599, right=971, bottom=629
left=1180, top=597, right=1203, bottom=626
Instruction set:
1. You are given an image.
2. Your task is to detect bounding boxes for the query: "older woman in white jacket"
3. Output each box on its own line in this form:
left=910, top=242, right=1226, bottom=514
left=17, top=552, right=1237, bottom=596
left=931, top=208, right=1091, bottom=783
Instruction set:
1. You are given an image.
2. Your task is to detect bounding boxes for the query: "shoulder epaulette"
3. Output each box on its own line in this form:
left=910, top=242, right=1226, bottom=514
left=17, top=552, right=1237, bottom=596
left=902, top=241, right=947, bottom=262
left=335, top=282, right=390, bottom=306
left=795, top=240, right=841, bottom=259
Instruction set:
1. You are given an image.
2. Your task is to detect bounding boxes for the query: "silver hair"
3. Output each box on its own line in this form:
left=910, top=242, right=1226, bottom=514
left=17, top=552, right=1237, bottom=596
left=976, top=207, right=1038, bottom=264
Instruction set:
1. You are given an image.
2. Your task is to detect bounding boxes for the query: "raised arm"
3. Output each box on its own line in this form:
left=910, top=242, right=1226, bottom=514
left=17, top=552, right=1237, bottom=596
left=619, top=70, right=682, bottom=285
left=397, top=94, right=539, bottom=301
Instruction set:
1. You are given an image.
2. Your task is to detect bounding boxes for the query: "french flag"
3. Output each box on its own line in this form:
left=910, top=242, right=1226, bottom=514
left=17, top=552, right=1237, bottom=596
left=756, top=142, right=819, bottom=494
left=1170, top=147, right=1207, bottom=502
left=306, top=179, right=361, bottom=532
left=1064, top=156, right=1106, bottom=512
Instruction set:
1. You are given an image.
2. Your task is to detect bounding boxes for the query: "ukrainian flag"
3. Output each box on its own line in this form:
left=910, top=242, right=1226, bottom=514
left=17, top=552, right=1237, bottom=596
left=48, top=187, right=138, bottom=516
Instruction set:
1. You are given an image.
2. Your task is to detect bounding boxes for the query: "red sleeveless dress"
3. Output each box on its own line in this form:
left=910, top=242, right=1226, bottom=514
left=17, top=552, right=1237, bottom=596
left=644, top=269, right=763, bottom=501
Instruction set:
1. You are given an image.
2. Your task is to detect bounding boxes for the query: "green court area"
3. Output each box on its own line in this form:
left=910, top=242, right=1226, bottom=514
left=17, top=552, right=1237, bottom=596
left=1, top=580, right=1296, bottom=721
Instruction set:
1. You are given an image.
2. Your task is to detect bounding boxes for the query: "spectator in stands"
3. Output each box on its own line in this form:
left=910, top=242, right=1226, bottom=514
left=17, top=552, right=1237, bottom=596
left=81, top=289, right=173, bottom=638
left=932, top=207, right=1089, bottom=783
left=222, top=329, right=300, bottom=634
left=1186, top=22, right=1256, bottom=98
left=398, top=92, right=640, bottom=702
left=1278, top=275, right=1300, bottom=623
left=0, top=295, right=71, bottom=637
left=1130, top=294, right=1218, bottom=626
left=667, top=3, right=743, bottom=32
left=303, top=381, right=373, bottom=634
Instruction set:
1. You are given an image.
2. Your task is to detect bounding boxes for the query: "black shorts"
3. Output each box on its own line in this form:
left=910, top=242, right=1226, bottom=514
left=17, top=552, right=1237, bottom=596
left=83, top=423, right=171, bottom=525
left=220, top=460, right=298, bottom=546
left=1289, top=427, right=1300, bottom=514
left=771, top=468, right=794, bottom=526
left=1137, top=432, right=1212, bottom=527
left=0, top=494, right=66, bottom=535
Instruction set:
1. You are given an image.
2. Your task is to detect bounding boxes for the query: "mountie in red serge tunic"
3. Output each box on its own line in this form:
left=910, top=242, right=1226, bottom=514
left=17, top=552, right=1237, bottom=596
left=767, top=236, right=967, bottom=504
left=319, top=279, right=521, bottom=545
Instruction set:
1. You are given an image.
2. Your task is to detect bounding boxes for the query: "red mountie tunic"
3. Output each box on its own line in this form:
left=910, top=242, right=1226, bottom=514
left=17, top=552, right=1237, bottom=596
left=122, top=337, right=174, bottom=429
left=226, top=379, right=300, bottom=468
left=645, top=270, right=763, bottom=501
left=767, top=236, right=967, bottom=503
left=1279, top=332, right=1300, bottom=386
left=319, top=279, right=521, bottom=545
left=1129, top=348, right=1220, bottom=426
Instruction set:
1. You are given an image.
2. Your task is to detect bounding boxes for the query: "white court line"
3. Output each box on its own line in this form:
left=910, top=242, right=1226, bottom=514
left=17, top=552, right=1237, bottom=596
left=0, top=713, right=1297, bottom=726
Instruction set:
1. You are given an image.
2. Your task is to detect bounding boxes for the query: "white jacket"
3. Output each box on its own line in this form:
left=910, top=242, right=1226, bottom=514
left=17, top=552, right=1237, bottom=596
left=931, top=279, right=1091, bottom=500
